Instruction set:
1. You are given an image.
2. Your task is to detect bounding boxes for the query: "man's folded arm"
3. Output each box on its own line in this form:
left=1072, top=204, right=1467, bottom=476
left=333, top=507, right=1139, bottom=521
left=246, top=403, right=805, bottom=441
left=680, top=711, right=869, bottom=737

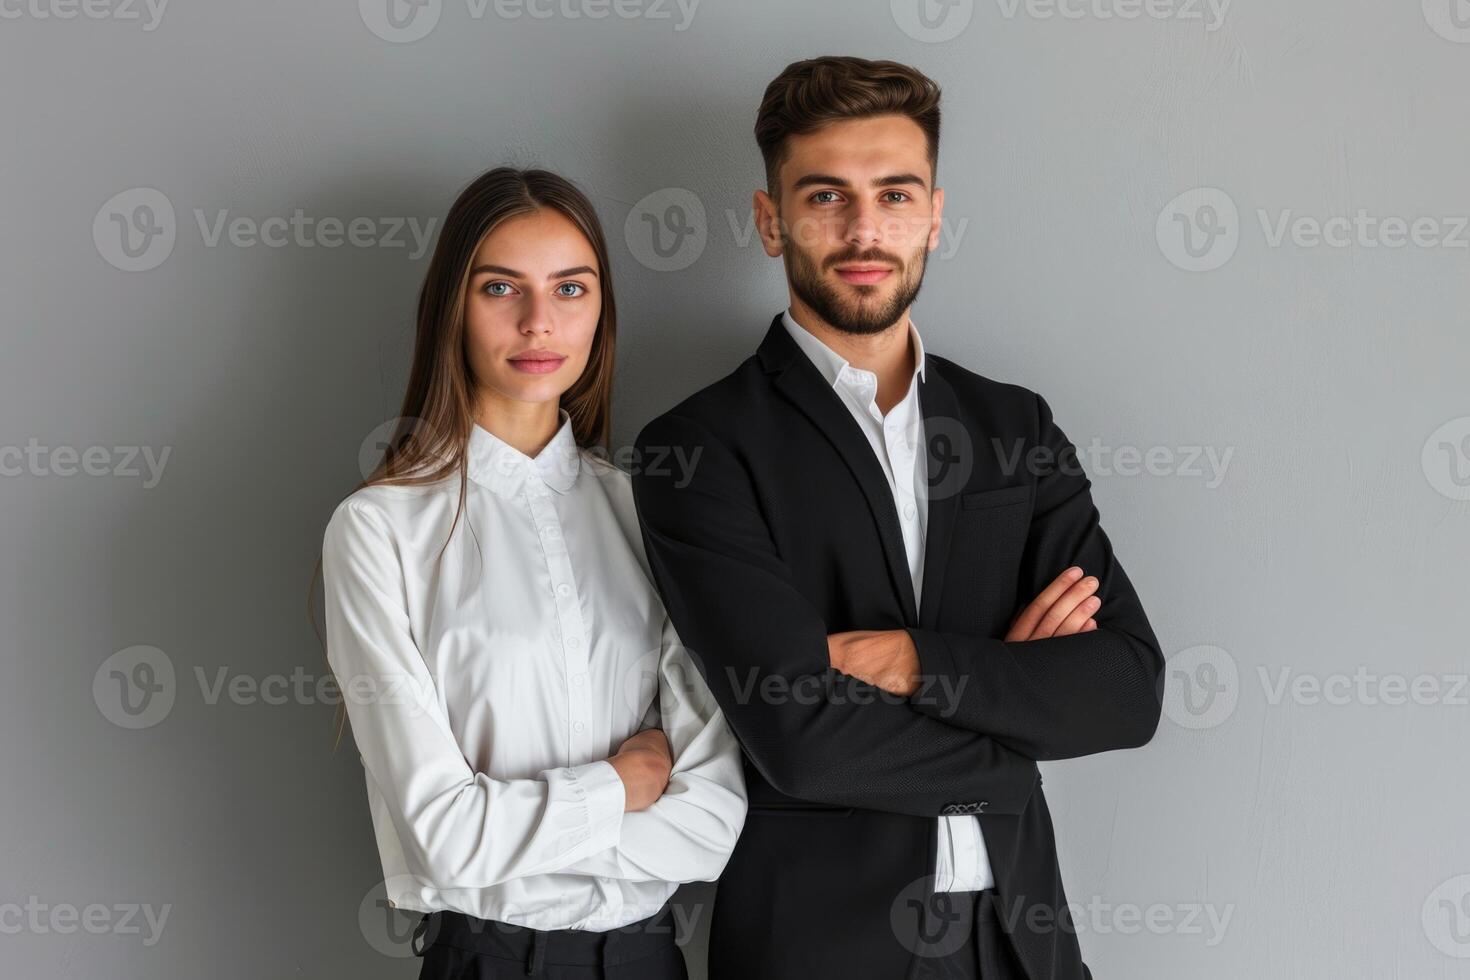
left=907, top=392, right=1166, bottom=760
left=632, top=410, right=1038, bottom=818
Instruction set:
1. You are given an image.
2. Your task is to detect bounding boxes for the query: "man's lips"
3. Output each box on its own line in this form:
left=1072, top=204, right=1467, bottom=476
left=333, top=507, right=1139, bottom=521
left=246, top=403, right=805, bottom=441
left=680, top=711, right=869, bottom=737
left=833, top=265, right=894, bottom=285
left=507, top=351, right=567, bottom=374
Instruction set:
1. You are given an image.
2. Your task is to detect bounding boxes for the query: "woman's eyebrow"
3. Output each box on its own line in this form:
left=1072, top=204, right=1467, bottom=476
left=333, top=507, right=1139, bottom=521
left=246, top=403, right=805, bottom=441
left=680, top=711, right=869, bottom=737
left=470, top=263, right=523, bottom=278
left=469, top=264, right=598, bottom=278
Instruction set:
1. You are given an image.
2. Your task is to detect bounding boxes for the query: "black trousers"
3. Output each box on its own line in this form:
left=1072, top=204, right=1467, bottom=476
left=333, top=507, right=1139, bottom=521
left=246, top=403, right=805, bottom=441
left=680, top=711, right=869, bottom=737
left=413, top=903, right=687, bottom=980
left=910, top=888, right=1031, bottom=980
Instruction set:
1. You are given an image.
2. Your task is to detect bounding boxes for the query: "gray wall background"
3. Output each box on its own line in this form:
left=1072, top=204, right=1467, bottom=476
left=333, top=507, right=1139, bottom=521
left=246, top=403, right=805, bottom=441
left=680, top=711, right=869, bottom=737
left=2, top=1, right=1468, bottom=977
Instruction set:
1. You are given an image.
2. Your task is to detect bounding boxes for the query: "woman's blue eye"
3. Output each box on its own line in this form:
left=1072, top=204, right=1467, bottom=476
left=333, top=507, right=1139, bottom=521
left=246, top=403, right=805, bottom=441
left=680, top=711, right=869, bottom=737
left=485, top=281, right=513, bottom=296
left=556, top=282, right=586, bottom=297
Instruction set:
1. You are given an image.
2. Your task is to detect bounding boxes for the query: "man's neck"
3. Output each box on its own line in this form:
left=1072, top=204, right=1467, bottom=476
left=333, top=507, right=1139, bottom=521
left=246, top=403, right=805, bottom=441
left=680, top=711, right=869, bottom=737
left=787, top=297, right=917, bottom=413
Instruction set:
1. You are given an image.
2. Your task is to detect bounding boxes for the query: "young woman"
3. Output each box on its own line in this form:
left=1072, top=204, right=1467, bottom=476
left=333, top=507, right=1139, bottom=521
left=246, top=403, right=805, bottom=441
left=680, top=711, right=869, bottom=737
left=321, top=167, right=746, bottom=979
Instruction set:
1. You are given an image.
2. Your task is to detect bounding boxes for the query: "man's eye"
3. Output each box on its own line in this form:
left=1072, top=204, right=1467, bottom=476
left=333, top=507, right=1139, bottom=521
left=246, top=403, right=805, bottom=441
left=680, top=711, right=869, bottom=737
left=484, top=281, right=514, bottom=296
left=883, top=191, right=910, bottom=204
left=811, top=191, right=841, bottom=205
left=556, top=282, right=586, bottom=297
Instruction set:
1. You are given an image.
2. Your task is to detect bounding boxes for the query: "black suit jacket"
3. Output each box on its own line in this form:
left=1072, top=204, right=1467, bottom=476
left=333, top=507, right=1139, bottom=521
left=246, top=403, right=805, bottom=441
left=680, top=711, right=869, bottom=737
left=632, top=314, right=1165, bottom=980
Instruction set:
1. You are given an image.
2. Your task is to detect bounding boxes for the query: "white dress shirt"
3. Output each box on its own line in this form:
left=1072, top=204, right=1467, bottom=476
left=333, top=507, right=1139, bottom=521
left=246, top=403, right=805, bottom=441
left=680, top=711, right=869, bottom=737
left=321, top=409, right=746, bottom=931
left=782, top=309, right=994, bottom=894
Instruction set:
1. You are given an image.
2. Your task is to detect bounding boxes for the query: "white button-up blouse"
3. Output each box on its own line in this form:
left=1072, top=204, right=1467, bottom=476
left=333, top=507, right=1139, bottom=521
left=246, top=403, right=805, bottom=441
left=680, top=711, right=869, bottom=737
left=321, top=409, right=747, bottom=931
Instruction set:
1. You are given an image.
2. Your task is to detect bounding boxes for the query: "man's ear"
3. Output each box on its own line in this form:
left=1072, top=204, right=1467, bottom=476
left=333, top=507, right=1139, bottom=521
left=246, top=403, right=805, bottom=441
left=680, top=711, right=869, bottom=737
left=753, top=189, right=784, bottom=257
left=927, top=185, right=945, bottom=253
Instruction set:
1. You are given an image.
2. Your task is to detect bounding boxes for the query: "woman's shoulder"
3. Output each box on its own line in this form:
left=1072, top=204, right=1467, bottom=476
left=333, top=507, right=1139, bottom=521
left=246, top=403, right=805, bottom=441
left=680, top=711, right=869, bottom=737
left=324, top=477, right=456, bottom=545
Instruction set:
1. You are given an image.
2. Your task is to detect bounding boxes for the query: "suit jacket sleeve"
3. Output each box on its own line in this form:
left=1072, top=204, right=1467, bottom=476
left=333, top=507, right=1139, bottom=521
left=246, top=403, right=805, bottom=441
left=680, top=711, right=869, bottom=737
left=632, top=410, right=1038, bottom=818
left=905, top=392, right=1166, bottom=761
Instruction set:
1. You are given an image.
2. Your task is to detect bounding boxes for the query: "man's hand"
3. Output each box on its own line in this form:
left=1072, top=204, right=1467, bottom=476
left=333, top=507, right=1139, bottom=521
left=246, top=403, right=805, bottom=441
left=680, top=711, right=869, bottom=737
left=607, top=728, right=673, bottom=811
left=827, top=629, right=921, bottom=696
left=1005, top=566, right=1100, bottom=641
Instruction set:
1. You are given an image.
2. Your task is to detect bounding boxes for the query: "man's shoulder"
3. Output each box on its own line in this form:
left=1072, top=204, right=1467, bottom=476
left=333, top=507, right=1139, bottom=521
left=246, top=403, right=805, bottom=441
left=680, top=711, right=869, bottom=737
left=926, top=351, right=1041, bottom=417
left=636, top=354, right=771, bottom=445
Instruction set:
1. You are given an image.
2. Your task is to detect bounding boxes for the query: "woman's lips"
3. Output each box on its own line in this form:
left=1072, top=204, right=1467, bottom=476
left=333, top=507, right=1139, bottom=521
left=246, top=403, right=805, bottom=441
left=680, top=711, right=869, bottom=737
left=507, top=353, right=567, bottom=374
left=834, top=266, right=893, bottom=285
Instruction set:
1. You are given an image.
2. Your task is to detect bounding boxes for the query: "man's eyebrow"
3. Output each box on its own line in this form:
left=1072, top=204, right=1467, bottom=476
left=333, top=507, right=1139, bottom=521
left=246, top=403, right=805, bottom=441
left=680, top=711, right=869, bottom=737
left=469, top=264, right=598, bottom=278
left=874, top=173, right=928, bottom=188
left=790, top=173, right=853, bottom=190
left=789, top=173, right=929, bottom=191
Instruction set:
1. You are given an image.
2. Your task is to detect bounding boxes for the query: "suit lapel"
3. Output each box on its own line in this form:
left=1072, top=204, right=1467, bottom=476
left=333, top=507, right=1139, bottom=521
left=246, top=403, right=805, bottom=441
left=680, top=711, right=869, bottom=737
left=758, top=315, right=920, bottom=626
left=916, top=362, right=962, bottom=630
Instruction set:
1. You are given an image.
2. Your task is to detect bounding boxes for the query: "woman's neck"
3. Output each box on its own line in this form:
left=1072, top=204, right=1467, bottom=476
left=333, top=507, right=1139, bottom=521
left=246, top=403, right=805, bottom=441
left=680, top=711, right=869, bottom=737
left=474, top=393, right=562, bottom=457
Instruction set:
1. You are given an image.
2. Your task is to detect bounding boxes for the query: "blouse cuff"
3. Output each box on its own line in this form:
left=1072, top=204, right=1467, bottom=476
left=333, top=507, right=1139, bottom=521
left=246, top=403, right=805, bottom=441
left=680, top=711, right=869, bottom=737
left=567, top=759, right=625, bottom=854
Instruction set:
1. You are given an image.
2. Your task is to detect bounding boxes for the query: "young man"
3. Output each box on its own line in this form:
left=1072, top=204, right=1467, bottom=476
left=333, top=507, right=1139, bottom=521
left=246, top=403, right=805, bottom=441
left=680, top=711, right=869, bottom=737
left=633, top=56, right=1164, bottom=980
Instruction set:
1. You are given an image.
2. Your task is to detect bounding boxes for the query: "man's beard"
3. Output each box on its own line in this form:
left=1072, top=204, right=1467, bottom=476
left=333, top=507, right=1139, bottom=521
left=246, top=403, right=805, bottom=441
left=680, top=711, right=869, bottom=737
left=785, top=242, right=927, bottom=336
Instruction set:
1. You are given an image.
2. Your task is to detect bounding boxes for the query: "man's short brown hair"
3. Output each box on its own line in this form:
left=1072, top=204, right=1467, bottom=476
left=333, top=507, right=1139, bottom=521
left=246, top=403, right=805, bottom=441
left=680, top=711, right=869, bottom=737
left=754, top=55, right=942, bottom=196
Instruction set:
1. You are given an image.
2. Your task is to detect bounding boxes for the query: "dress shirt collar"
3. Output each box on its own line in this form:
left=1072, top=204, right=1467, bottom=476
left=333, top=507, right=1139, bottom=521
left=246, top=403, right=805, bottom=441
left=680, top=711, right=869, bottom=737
left=780, top=308, right=927, bottom=393
left=467, top=408, right=581, bottom=497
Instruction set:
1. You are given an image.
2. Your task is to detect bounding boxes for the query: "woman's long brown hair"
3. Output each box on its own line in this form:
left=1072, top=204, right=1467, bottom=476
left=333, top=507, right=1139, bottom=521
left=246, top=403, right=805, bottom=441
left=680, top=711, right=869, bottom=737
left=313, top=167, right=618, bottom=747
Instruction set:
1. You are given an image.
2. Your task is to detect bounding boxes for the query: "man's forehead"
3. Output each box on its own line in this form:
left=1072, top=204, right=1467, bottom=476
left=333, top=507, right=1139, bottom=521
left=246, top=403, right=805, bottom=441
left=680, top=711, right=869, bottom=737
left=781, top=117, right=932, bottom=186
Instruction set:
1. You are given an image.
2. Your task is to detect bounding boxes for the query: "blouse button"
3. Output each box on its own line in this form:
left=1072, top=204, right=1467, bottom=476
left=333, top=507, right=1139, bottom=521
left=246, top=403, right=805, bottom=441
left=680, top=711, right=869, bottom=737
left=556, top=584, right=571, bottom=597
left=573, top=721, right=585, bottom=734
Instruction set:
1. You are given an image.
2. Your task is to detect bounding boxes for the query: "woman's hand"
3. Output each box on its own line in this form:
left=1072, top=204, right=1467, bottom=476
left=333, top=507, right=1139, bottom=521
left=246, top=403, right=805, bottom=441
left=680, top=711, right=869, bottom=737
left=607, top=728, right=673, bottom=811
left=1005, top=566, right=1100, bottom=641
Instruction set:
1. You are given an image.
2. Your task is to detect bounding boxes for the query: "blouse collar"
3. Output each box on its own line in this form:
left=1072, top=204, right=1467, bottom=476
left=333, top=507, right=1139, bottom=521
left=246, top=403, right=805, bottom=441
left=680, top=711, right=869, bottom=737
left=466, top=409, right=581, bottom=497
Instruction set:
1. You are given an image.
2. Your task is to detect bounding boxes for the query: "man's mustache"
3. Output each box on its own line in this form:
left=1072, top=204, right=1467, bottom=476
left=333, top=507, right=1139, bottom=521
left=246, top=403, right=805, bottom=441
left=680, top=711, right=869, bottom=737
left=824, top=249, right=905, bottom=269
